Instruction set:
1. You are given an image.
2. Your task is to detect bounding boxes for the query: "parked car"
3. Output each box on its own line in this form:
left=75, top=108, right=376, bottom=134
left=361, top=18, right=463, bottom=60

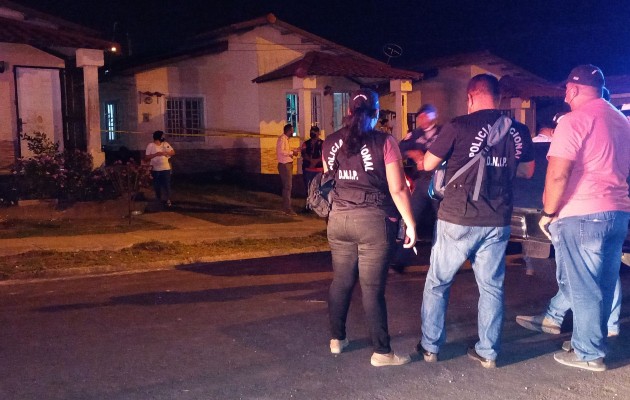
left=511, top=142, right=630, bottom=267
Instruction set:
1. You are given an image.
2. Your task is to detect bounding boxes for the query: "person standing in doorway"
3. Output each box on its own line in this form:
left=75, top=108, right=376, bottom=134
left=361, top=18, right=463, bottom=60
left=145, top=130, right=175, bottom=207
left=277, top=124, right=299, bottom=216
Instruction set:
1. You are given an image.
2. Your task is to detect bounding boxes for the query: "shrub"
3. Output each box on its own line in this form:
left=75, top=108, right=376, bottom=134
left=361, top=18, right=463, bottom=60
left=12, top=132, right=120, bottom=201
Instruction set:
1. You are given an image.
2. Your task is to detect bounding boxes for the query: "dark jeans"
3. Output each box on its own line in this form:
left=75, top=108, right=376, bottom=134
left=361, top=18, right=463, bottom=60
left=410, top=177, right=439, bottom=225
left=303, top=169, right=319, bottom=194
left=327, top=208, right=397, bottom=354
left=392, top=177, right=439, bottom=266
left=151, top=170, right=171, bottom=201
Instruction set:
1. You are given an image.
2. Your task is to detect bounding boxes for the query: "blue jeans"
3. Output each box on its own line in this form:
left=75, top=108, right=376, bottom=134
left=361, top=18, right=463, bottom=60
left=327, top=208, right=397, bottom=354
left=421, top=220, right=510, bottom=360
left=151, top=170, right=171, bottom=201
left=549, top=211, right=630, bottom=361
left=545, top=277, right=621, bottom=335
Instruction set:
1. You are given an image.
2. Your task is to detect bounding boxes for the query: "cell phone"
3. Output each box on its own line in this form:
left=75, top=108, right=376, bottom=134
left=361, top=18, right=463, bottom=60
left=397, top=219, right=406, bottom=241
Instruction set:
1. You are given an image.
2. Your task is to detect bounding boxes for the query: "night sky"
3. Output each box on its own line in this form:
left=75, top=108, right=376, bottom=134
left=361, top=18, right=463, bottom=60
left=15, top=0, right=630, bottom=81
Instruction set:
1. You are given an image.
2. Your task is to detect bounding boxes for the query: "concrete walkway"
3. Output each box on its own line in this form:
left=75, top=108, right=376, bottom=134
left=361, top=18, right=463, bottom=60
left=0, top=211, right=328, bottom=257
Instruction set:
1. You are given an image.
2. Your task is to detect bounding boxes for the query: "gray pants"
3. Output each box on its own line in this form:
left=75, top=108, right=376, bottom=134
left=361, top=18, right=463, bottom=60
left=278, top=162, right=293, bottom=212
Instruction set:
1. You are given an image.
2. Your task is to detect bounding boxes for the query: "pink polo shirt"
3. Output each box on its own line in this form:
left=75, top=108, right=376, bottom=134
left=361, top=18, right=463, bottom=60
left=548, top=98, right=630, bottom=219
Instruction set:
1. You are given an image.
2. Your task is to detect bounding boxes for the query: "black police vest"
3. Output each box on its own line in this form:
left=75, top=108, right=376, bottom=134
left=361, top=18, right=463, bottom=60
left=325, top=129, right=396, bottom=215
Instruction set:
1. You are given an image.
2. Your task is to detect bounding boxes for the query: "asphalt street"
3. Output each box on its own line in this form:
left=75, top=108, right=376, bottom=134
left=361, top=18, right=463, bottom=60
left=1, top=249, right=629, bottom=400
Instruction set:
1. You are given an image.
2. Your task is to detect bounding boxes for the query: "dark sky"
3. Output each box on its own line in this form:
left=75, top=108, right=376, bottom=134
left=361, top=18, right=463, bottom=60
left=15, top=0, right=630, bottom=81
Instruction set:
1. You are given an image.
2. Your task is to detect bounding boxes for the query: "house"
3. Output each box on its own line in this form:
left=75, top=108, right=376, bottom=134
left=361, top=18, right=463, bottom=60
left=0, top=0, right=118, bottom=173
left=99, top=13, right=420, bottom=181
left=604, top=74, right=630, bottom=112
left=381, top=51, right=564, bottom=135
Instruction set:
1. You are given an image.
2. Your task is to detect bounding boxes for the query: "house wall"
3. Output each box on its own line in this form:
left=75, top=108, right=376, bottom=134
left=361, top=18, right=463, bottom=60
left=0, top=43, right=65, bottom=171
left=409, top=65, right=535, bottom=135
left=101, top=25, right=365, bottom=177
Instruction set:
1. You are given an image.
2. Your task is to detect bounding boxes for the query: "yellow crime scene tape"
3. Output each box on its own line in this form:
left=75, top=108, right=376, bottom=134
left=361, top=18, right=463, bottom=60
left=100, top=129, right=303, bottom=140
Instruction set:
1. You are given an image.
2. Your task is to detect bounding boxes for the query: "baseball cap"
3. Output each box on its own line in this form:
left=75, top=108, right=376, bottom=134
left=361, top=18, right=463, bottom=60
left=416, top=104, right=437, bottom=118
left=565, top=64, right=605, bottom=89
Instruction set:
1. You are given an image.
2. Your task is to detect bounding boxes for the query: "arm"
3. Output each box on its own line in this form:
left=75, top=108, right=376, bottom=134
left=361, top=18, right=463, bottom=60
left=423, top=151, right=443, bottom=172
left=538, top=156, right=573, bottom=238
left=145, top=145, right=161, bottom=162
left=386, top=160, right=417, bottom=248
left=516, top=160, right=535, bottom=178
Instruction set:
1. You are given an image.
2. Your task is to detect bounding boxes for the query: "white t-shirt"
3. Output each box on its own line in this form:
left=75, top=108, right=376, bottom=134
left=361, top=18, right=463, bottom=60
left=146, top=141, right=173, bottom=171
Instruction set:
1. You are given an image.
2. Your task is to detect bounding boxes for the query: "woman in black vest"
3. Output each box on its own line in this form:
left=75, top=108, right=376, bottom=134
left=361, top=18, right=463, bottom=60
left=323, top=89, right=417, bottom=366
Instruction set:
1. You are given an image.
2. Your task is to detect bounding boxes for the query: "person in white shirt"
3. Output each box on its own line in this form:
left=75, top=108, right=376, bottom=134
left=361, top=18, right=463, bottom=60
left=276, top=124, right=299, bottom=215
left=145, top=130, right=175, bottom=207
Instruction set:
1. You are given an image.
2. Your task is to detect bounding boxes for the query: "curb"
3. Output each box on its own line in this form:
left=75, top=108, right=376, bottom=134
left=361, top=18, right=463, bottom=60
left=0, top=244, right=332, bottom=285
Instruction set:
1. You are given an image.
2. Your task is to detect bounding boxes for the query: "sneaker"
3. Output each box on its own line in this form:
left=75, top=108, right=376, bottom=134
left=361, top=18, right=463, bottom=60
left=370, top=352, right=411, bottom=367
left=467, top=347, right=496, bottom=369
left=561, top=340, right=573, bottom=352
left=330, top=338, right=349, bottom=354
left=553, top=351, right=607, bottom=372
left=417, top=346, right=438, bottom=363
left=515, top=314, right=561, bottom=334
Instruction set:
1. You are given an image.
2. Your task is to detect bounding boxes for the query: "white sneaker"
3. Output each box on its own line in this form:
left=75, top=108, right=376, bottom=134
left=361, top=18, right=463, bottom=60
left=330, top=338, right=349, bottom=354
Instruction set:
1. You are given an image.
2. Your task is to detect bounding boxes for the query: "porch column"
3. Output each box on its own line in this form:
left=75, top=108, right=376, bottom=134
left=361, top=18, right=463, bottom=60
left=76, top=48, right=105, bottom=167
left=293, top=76, right=316, bottom=173
left=389, top=79, right=413, bottom=140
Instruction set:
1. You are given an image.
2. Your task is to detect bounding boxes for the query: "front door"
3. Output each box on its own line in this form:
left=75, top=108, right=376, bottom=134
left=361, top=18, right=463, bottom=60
left=15, top=67, right=63, bottom=157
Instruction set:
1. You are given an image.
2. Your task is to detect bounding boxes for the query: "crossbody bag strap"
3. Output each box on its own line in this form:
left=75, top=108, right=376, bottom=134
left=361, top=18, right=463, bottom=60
left=444, top=115, right=512, bottom=201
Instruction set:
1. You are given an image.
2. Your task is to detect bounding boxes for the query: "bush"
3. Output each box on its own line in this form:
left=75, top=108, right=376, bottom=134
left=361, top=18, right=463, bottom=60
left=12, top=132, right=120, bottom=201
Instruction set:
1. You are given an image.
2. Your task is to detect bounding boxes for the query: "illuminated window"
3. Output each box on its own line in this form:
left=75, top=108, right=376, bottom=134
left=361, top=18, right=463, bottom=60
left=286, top=93, right=299, bottom=136
left=104, top=102, right=119, bottom=141
left=165, top=97, right=204, bottom=142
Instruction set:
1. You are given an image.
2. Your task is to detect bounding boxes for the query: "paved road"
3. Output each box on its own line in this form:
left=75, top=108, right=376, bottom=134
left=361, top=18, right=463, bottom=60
left=1, top=249, right=629, bottom=400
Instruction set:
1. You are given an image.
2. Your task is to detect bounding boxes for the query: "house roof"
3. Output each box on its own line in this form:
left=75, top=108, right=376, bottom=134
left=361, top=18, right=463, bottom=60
left=415, top=50, right=563, bottom=99
left=604, top=75, right=630, bottom=95
left=499, top=75, right=564, bottom=99
left=191, top=13, right=377, bottom=64
left=252, top=51, right=421, bottom=83
left=0, top=1, right=118, bottom=52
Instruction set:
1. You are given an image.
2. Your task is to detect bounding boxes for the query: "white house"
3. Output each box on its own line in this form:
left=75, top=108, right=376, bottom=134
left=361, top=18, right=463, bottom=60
left=380, top=51, right=564, bottom=136
left=100, top=14, right=420, bottom=179
left=0, top=0, right=118, bottom=172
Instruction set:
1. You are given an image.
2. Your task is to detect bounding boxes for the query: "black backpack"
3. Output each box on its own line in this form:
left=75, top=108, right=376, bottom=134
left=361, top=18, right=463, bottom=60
left=306, top=170, right=335, bottom=218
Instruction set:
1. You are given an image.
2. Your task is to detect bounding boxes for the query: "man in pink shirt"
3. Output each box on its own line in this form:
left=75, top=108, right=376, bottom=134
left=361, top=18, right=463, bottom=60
left=538, top=65, right=630, bottom=372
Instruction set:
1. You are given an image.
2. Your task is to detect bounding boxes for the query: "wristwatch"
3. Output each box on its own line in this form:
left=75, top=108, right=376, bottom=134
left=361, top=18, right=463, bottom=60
left=540, top=210, right=556, bottom=218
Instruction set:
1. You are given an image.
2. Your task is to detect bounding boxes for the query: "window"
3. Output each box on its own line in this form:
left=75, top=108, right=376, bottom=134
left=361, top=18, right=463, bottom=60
left=104, top=102, right=119, bottom=141
left=332, top=92, right=350, bottom=131
left=165, top=97, right=204, bottom=141
left=311, top=92, right=322, bottom=128
left=286, top=93, right=299, bottom=136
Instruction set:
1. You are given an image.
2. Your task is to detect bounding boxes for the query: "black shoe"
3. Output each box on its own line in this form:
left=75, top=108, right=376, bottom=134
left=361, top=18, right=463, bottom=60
left=467, top=347, right=496, bottom=369
left=419, top=346, right=437, bottom=363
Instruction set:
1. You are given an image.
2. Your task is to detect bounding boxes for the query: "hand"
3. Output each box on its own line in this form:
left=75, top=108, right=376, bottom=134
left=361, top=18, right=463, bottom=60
left=406, top=150, right=425, bottom=166
left=403, top=223, right=417, bottom=249
left=538, top=215, right=553, bottom=240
